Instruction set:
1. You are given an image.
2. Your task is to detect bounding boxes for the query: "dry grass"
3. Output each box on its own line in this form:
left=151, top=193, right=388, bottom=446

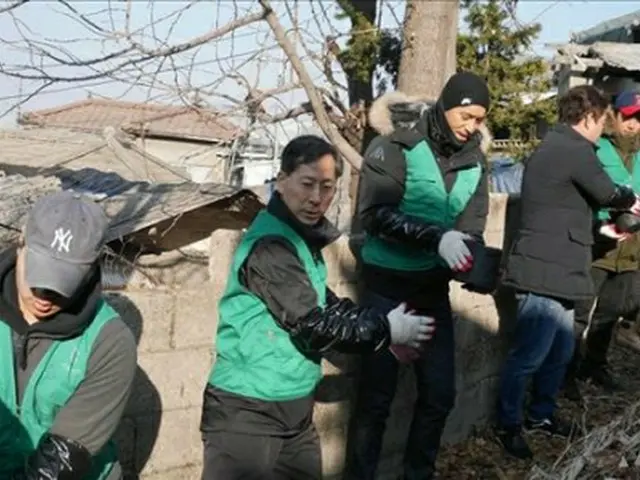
left=436, top=345, right=640, bottom=479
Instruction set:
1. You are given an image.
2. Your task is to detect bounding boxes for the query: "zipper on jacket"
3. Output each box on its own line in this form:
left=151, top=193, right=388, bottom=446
left=13, top=332, right=24, bottom=417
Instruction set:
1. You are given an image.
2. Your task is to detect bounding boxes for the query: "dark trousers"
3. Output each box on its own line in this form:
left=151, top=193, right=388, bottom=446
left=571, top=267, right=616, bottom=370
left=343, top=290, right=455, bottom=480
left=201, top=425, right=321, bottom=480
left=497, top=293, right=575, bottom=427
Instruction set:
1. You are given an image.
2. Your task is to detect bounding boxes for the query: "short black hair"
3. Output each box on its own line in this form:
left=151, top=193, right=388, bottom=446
left=280, top=134, right=343, bottom=177
left=557, top=85, right=609, bottom=125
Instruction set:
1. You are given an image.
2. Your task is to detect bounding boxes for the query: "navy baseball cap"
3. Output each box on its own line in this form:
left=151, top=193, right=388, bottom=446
left=24, top=191, right=109, bottom=298
left=614, top=90, right=640, bottom=117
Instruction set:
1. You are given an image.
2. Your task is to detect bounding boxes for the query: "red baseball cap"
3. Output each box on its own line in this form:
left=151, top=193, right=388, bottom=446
left=614, top=91, right=640, bottom=117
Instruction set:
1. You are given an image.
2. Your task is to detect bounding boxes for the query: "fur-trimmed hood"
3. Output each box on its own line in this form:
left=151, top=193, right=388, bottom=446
left=368, top=91, right=493, bottom=155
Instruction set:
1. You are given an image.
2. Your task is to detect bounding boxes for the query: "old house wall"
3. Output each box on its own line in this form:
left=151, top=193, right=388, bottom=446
left=108, top=193, right=514, bottom=479
left=134, top=137, right=230, bottom=184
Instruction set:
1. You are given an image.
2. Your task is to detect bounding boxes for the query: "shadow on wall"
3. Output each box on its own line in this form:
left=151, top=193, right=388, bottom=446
left=106, top=293, right=163, bottom=480
left=315, top=253, right=364, bottom=406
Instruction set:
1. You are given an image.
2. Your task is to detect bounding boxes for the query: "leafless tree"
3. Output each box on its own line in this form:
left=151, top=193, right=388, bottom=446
left=0, top=0, right=407, bottom=172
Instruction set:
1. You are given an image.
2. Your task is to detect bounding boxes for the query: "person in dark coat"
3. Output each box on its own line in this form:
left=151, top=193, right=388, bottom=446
left=495, top=85, right=640, bottom=459
left=564, top=91, right=640, bottom=399
left=344, top=72, right=494, bottom=480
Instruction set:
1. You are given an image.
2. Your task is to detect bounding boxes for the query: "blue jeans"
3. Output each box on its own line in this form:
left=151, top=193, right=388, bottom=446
left=497, top=292, right=575, bottom=427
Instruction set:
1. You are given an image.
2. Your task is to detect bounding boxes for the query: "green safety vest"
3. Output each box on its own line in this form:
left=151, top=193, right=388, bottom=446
left=361, top=139, right=482, bottom=271
left=0, top=301, right=119, bottom=479
left=596, top=137, right=640, bottom=221
left=209, top=210, right=327, bottom=401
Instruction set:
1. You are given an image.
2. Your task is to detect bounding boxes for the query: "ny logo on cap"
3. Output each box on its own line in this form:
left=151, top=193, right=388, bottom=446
left=51, top=228, right=73, bottom=253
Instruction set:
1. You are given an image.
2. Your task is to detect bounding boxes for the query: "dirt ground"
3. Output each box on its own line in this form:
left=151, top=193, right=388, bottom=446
left=436, top=344, right=640, bottom=480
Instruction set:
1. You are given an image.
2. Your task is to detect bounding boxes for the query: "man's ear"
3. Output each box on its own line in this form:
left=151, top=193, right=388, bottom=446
left=275, top=171, right=286, bottom=193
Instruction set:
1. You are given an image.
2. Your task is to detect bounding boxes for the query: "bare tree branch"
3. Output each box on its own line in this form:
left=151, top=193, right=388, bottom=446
left=258, top=0, right=362, bottom=170
left=0, top=0, right=28, bottom=15
left=0, top=8, right=267, bottom=83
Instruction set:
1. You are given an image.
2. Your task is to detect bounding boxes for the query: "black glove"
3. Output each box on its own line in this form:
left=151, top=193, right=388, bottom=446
left=10, top=433, right=92, bottom=480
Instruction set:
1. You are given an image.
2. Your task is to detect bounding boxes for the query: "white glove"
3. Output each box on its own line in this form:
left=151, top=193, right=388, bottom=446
left=386, top=303, right=435, bottom=349
left=599, top=223, right=630, bottom=242
left=437, top=230, right=473, bottom=271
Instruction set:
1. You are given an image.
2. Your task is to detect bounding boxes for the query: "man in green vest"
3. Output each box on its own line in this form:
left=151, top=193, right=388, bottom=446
left=344, top=72, right=493, bottom=480
left=0, top=191, right=137, bottom=479
left=566, top=90, right=640, bottom=398
left=200, top=135, right=435, bottom=479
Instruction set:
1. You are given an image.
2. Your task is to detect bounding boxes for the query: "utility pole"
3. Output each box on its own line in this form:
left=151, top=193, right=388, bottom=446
left=397, top=0, right=460, bottom=100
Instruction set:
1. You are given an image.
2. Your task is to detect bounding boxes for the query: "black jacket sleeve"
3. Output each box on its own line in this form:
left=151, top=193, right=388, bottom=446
left=356, top=136, right=446, bottom=250
left=239, top=237, right=390, bottom=354
left=10, top=433, right=92, bottom=480
left=455, top=164, right=489, bottom=242
left=571, top=146, right=636, bottom=209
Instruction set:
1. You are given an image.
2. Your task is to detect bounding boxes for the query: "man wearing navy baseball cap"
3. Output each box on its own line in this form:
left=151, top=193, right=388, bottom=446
left=615, top=90, right=640, bottom=120
left=0, top=191, right=136, bottom=479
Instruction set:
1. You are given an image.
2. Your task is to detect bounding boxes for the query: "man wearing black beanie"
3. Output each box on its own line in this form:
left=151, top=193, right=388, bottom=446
left=344, top=71, right=493, bottom=480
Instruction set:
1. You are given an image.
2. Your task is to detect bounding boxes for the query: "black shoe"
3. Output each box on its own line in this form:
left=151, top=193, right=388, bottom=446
left=524, top=416, right=574, bottom=438
left=580, top=363, right=621, bottom=392
left=563, top=375, right=582, bottom=402
left=494, top=425, right=533, bottom=459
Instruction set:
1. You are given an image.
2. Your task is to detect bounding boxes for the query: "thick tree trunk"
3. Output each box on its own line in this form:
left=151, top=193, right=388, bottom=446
left=397, top=0, right=459, bottom=99
left=333, top=0, right=379, bottom=227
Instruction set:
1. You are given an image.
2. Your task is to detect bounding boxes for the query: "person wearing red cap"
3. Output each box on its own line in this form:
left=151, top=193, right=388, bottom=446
left=564, top=89, right=640, bottom=399
left=615, top=90, right=640, bottom=120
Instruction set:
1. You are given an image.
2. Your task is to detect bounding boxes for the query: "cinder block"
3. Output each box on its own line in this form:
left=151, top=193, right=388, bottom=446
left=141, top=464, right=202, bottom=480
left=314, top=401, right=350, bottom=433
left=172, top=288, right=220, bottom=349
left=208, top=229, right=242, bottom=279
left=324, top=237, right=357, bottom=285
left=136, top=348, right=212, bottom=411
left=139, top=407, right=202, bottom=474
left=443, top=375, right=501, bottom=444
left=105, top=290, right=175, bottom=353
left=319, top=426, right=348, bottom=476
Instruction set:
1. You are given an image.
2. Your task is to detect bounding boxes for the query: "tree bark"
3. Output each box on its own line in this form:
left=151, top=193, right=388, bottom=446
left=397, top=0, right=459, bottom=99
left=258, top=0, right=363, bottom=171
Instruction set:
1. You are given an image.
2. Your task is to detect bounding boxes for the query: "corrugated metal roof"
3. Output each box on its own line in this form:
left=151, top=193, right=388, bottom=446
left=554, top=42, right=640, bottom=72
left=590, top=42, right=640, bottom=71
left=0, top=171, right=263, bottom=248
left=572, top=9, right=640, bottom=44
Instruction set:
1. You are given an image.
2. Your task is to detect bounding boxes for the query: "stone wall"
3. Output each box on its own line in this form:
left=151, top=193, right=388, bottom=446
left=106, top=193, right=515, bottom=479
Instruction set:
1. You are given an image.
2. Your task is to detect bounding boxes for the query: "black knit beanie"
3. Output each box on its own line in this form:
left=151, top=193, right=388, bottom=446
left=440, top=72, right=490, bottom=111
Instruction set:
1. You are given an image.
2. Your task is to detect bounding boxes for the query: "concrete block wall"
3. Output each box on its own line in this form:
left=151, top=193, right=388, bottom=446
left=105, top=193, right=515, bottom=478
